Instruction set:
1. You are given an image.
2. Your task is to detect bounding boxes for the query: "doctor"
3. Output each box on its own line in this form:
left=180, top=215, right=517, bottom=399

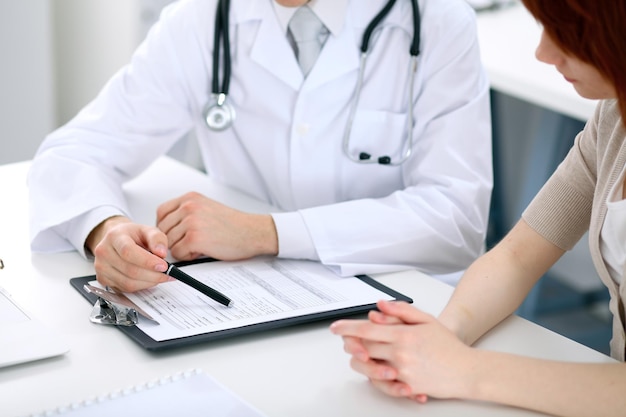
left=28, top=0, right=492, bottom=292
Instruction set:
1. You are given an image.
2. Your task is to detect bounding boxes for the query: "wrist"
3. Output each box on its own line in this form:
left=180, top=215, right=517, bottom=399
left=250, top=214, right=278, bottom=256
left=454, top=347, right=487, bottom=401
left=246, top=214, right=278, bottom=256
left=438, top=308, right=470, bottom=345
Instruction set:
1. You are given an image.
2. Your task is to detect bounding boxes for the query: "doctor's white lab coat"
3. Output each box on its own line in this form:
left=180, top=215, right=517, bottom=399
left=28, top=0, right=492, bottom=280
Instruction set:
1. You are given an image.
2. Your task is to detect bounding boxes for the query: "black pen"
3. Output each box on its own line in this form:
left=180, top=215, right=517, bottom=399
left=164, top=262, right=234, bottom=308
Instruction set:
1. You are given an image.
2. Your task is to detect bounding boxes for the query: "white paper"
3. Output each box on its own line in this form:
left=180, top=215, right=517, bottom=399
left=125, top=258, right=393, bottom=341
left=30, top=369, right=266, bottom=417
left=0, top=287, right=30, bottom=325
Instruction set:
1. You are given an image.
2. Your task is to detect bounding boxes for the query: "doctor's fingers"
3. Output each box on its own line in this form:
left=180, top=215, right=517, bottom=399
left=94, top=223, right=169, bottom=271
left=163, top=217, right=216, bottom=261
left=93, top=236, right=170, bottom=292
left=94, top=253, right=167, bottom=293
left=156, top=196, right=231, bottom=252
left=156, top=191, right=215, bottom=228
left=95, top=266, right=162, bottom=293
left=164, top=208, right=270, bottom=261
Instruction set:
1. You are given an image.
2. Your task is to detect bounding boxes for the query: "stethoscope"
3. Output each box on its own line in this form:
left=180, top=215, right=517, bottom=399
left=203, top=0, right=421, bottom=166
left=204, top=0, right=234, bottom=131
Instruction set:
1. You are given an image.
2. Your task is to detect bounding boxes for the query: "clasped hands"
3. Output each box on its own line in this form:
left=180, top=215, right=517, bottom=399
left=330, top=300, right=476, bottom=403
left=87, top=192, right=278, bottom=292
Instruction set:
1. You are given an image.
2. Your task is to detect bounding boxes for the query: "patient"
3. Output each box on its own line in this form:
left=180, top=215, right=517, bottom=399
left=331, top=1, right=626, bottom=416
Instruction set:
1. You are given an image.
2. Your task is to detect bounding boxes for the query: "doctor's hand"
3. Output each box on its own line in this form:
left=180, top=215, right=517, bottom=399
left=156, top=192, right=278, bottom=262
left=86, top=216, right=171, bottom=292
left=330, top=300, right=476, bottom=402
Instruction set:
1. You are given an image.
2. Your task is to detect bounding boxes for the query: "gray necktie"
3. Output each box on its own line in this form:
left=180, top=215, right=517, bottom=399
left=288, top=6, right=328, bottom=76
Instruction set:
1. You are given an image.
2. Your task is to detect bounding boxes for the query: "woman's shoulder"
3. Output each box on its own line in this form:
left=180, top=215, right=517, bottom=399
left=595, top=99, right=621, bottom=125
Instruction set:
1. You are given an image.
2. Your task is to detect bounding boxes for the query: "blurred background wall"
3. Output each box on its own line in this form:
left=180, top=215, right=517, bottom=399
left=0, top=0, right=171, bottom=165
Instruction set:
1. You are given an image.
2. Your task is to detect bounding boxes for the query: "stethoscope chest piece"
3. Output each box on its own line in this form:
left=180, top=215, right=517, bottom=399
left=204, top=93, right=235, bottom=131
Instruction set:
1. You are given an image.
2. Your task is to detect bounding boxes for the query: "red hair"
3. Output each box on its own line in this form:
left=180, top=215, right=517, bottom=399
left=521, top=0, right=626, bottom=122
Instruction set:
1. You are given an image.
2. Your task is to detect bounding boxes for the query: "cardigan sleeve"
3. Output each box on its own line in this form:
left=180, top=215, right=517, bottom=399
left=521, top=102, right=604, bottom=250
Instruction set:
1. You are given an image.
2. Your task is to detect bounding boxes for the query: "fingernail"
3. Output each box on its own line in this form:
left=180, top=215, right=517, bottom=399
left=155, top=244, right=167, bottom=256
left=155, top=262, right=167, bottom=272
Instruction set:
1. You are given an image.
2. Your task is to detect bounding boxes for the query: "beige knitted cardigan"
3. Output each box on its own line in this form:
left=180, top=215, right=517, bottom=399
left=523, top=99, right=626, bottom=360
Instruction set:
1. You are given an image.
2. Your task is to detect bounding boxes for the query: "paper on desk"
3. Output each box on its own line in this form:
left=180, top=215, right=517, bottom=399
left=29, top=369, right=266, bottom=417
left=123, top=258, right=392, bottom=341
left=0, top=287, right=29, bottom=325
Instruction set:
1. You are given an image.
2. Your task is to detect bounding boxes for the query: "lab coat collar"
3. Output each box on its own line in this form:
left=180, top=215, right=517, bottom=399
left=238, top=1, right=413, bottom=91
left=243, top=2, right=304, bottom=90
left=306, top=0, right=415, bottom=90
left=303, top=22, right=359, bottom=91
left=243, top=0, right=358, bottom=91
left=271, top=0, right=348, bottom=36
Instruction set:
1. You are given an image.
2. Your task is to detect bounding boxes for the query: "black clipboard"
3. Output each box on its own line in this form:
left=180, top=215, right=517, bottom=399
left=70, top=259, right=412, bottom=351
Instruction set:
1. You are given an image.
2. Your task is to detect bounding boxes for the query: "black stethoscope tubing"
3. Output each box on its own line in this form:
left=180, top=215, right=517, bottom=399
left=207, top=0, right=421, bottom=166
left=212, top=0, right=231, bottom=97
left=361, top=0, right=420, bottom=56
left=345, top=0, right=421, bottom=165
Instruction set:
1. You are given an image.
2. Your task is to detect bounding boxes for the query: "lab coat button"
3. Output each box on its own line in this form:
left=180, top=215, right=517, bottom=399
left=296, top=124, right=311, bottom=136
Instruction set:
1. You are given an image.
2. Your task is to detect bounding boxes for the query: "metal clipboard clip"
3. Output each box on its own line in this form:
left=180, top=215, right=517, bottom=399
left=84, top=284, right=157, bottom=327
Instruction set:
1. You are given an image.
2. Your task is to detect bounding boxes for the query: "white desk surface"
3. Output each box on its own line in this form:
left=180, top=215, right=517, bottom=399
left=0, top=157, right=614, bottom=417
left=476, top=2, right=597, bottom=121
